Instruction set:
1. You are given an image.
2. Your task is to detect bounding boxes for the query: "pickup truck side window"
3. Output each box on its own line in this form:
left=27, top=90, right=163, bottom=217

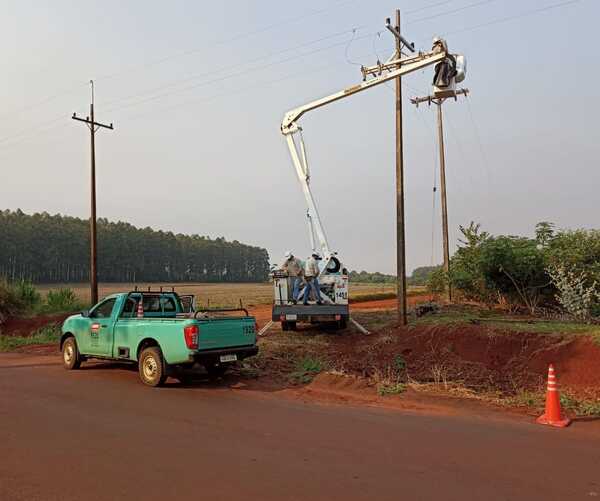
left=90, top=298, right=117, bottom=319
left=120, top=298, right=137, bottom=318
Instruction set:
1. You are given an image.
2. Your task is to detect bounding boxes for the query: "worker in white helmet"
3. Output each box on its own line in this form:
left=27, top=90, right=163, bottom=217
left=303, top=252, right=323, bottom=305
left=282, top=251, right=304, bottom=304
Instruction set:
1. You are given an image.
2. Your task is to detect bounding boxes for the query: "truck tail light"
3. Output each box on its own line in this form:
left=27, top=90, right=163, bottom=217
left=184, top=325, right=199, bottom=350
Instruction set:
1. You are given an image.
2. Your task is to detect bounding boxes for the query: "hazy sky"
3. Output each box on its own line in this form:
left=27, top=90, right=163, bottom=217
left=1, top=0, right=598, bottom=274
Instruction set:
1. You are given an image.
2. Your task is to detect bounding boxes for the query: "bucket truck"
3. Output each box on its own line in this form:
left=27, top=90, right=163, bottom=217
left=272, top=37, right=464, bottom=331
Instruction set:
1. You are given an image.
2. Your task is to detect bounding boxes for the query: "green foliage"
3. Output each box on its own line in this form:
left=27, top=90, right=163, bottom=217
left=535, top=221, right=555, bottom=247
left=547, top=266, right=599, bottom=320
left=0, top=279, right=43, bottom=321
left=546, top=229, right=600, bottom=284
left=0, top=209, right=270, bottom=283
left=450, top=222, right=555, bottom=312
left=14, top=280, right=42, bottom=308
left=408, top=266, right=441, bottom=286
left=44, top=288, right=83, bottom=313
left=478, top=236, right=550, bottom=313
left=0, top=280, right=22, bottom=322
left=349, top=270, right=396, bottom=283
left=427, top=268, right=448, bottom=298
left=449, top=222, right=493, bottom=303
left=377, top=382, right=406, bottom=396
left=393, top=355, right=406, bottom=371
left=560, top=394, right=600, bottom=417
left=288, top=357, right=325, bottom=384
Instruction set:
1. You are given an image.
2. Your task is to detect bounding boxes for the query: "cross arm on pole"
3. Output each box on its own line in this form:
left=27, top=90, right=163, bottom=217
left=72, top=112, right=114, bottom=130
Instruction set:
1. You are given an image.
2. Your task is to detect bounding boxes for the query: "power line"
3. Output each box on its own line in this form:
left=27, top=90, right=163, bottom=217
left=117, top=61, right=341, bottom=124
left=405, top=1, right=454, bottom=15
left=101, top=26, right=363, bottom=110
left=0, top=28, right=375, bottom=147
left=104, top=30, right=379, bottom=116
left=0, top=0, right=362, bottom=120
left=442, top=0, right=583, bottom=37
left=94, top=0, right=362, bottom=82
left=0, top=82, right=88, bottom=120
left=408, top=0, right=497, bottom=25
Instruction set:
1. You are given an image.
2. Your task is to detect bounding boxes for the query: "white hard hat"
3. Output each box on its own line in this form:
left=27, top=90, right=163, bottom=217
left=284, top=251, right=292, bottom=259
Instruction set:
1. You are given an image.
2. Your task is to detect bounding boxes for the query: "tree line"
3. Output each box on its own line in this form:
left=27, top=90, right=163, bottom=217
left=0, top=209, right=270, bottom=283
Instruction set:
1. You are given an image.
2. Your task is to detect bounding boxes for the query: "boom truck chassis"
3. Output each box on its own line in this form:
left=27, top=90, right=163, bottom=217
left=272, top=34, right=465, bottom=331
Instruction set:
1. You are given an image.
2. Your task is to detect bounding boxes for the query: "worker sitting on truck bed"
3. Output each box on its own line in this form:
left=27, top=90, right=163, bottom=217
left=303, top=252, right=323, bottom=305
left=282, top=251, right=304, bottom=304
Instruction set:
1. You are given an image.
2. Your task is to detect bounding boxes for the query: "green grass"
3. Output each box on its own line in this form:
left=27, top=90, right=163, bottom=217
left=0, top=324, right=61, bottom=352
left=508, top=389, right=600, bottom=417
left=377, top=382, right=407, bottom=396
left=288, top=356, right=326, bottom=385
left=560, top=394, right=600, bottom=417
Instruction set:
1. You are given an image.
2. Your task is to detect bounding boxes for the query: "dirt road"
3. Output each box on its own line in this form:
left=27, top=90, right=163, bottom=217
left=1, top=354, right=599, bottom=501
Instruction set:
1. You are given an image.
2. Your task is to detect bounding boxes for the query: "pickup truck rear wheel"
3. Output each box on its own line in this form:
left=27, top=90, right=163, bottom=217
left=62, top=337, right=81, bottom=370
left=139, top=347, right=167, bottom=387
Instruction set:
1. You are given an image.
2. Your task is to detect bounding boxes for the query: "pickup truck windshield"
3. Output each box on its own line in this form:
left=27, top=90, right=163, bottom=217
left=90, top=298, right=117, bottom=318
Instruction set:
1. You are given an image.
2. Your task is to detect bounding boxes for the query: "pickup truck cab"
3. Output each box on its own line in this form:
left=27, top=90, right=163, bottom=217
left=60, top=290, right=258, bottom=386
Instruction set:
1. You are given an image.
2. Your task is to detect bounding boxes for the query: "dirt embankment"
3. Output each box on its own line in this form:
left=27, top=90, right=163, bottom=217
left=305, top=323, right=600, bottom=400
left=0, top=314, right=69, bottom=337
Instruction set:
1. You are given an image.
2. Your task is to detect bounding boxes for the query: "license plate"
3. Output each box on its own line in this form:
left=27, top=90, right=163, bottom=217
left=219, top=354, right=237, bottom=363
left=285, top=314, right=297, bottom=320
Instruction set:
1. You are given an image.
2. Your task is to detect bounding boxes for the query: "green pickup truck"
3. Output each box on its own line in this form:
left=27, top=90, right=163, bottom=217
left=60, top=290, right=258, bottom=386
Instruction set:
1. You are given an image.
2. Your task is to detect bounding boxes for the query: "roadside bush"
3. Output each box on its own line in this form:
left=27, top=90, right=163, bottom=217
left=14, top=280, right=42, bottom=309
left=44, top=288, right=82, bottom=313
left=449, top=222, right=494, bottom=304
left=0, top=280, right=22, bottom=323
left=426, top=268, right=448, bottom=299
left=0, top=279, right=43, bottom=322
left=477, top=236, right=551, bottom=314
left=547, top=265, right=600, bottom=321
left=449, top=222, right=552, bottom=313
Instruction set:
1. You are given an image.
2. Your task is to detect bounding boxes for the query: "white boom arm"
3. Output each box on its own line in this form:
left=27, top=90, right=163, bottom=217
left=281, top=45, right=449, bottom=259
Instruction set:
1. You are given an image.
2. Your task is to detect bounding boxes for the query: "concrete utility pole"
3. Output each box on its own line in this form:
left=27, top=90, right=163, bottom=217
left=72, top=81, right=114, bottom=305
left=411, top=88, right=469, bottom=302
left=393, top=9, right=407, bottom=326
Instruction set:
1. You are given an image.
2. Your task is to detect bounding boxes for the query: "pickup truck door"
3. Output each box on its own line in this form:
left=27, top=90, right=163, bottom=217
left=84, top=297, right=117, bottom=357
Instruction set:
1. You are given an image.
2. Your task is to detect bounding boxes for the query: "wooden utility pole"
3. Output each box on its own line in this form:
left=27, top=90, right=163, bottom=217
left=394, top=9, right=407, bottom=326
left=72, top=81, right=114, bottom=305
left=411, top=88, right=469, bottom=302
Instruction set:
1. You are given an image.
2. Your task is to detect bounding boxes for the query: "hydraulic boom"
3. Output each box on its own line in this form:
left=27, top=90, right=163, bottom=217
left=280, top=42, right=451, bottom=261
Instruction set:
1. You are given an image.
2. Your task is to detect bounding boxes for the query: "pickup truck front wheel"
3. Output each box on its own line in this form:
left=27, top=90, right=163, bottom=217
left=62, top=337, right=81, bottom=370
left=139, top=347, right=167, bottom=387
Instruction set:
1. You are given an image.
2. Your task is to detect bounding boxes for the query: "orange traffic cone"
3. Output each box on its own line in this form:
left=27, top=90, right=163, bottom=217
left=536, top=364, right=571, bottom=428
left=136, top=299, right=144, bottom=318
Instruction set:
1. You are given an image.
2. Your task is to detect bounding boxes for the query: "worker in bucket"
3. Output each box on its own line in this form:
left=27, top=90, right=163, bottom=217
left=282, top=251, right=304, bottom=304
left=303, top=252, right=323, bottom=305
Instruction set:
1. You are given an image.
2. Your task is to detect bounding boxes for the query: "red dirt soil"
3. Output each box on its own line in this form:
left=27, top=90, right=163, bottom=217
left=0, top=313, right=69, bottom=337
left=311, top=323, right=600, bottom=400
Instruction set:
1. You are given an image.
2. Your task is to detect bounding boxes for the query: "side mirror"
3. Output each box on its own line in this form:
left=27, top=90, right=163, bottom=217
left=81, top=309, right=90, bottom=317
